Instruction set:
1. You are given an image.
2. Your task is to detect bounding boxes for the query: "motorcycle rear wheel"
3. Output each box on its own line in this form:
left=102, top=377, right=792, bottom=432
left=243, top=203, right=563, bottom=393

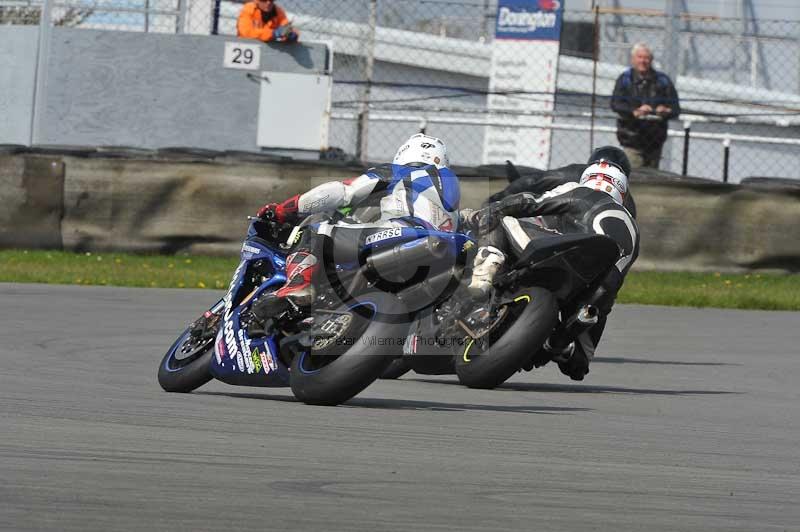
left=379, top=358, right=412, bottom=379
left=290, top=292, right=408, bottom=406
left=455, top=286, right=557, bottom=389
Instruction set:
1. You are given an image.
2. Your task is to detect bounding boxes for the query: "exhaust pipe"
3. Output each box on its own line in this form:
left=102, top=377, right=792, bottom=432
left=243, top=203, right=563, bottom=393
left=397, top=266, right=461, bottom=304
left=365, top=236, right=448, bottom=280
left=545, top=304, right=599, bottom=358
left=344, top=236, right=449, bottom=296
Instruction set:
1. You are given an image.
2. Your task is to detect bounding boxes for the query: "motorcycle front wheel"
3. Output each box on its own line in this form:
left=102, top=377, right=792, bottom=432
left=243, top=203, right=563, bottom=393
left=157, top=311, right=219, bottom=393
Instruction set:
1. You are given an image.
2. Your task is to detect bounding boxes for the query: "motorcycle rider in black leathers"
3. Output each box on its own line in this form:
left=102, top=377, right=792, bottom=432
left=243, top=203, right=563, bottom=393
left=465, top=146, right=640, bottom=381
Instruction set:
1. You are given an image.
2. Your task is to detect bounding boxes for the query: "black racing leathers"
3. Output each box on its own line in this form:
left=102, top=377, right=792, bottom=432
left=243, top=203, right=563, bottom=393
left=473, top=183, right=640, bottom=379
left=488, top=162, right=638, bottom=220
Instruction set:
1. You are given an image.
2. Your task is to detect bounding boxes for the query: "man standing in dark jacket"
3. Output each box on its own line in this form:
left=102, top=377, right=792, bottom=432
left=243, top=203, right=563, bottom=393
left=611, top=42, right=680, bottom=169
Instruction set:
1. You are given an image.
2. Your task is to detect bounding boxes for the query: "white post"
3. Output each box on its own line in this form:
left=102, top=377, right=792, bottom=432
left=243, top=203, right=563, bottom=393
left=31, top=0, right=53, bottom=145
left=177, top=0, right=188, bottom=34
left=357, top=0, right=378, bottom=164
left=662, top=0, right=681, bottom=172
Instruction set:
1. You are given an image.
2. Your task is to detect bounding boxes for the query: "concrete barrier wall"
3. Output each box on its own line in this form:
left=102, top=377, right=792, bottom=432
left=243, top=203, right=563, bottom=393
left=0, top=154, right=65, bottom=249
left=633, top=180, right=800, bottom=272
left=0, top=27, right=329, bottom=151
left=1, top=150, right=798, bottom=273
left=58, top=155, right=352, bottom=255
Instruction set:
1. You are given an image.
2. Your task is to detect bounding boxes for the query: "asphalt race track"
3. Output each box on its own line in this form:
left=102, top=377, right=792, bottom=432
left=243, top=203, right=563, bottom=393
left=1, top=283, right=799, bottom=532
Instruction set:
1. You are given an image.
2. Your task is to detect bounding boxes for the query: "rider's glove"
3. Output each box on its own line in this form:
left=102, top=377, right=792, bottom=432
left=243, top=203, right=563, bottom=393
left=286, top=30, right=298, bottom=42
left=256, top=203, right=279, bottom=220
left=272, top=24, right=292, bottom=41
left=466, top=206, right=501, bottom=236
left=256, top=194, right=300, bottom=223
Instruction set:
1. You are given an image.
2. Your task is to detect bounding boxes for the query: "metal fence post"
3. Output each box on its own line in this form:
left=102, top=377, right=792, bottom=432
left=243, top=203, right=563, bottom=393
left=663, top=0, right=681, bottom=172
left=722, top=137, right=731, bottom=183
left=356, top=0, right=378, bottom=164
left=681, top=120, right=691, bottom=175
left=589, top=5, right=600, bottom=156
left=176, top=0, right=187, bottom=34
left=663, top=0, right=681, bottom=79
left=211, top=0, right=221, bottom=35
left=31, top=0, right=53, bottom=146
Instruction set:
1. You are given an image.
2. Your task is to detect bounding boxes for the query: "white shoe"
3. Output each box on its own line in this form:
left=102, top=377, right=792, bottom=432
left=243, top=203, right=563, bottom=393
left=468, top=246, right=505, bottom=296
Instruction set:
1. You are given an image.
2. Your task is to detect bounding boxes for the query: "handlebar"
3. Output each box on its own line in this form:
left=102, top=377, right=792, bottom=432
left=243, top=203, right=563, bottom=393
left=248, top=214, right=294, bottom=244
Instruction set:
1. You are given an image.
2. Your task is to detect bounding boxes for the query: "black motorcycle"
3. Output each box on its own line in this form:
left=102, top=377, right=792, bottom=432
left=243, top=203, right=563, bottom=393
left=383, top=225, right=621, bottom=389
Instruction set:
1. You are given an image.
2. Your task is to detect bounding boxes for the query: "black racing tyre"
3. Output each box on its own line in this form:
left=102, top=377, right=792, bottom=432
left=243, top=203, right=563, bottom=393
left=380, top=358, right=412, bottom=379
left=290, top=292, right=408, bottom=405
left=455, top=287, right=557, bottom=389
left=157, top=322, right=216, bottom=393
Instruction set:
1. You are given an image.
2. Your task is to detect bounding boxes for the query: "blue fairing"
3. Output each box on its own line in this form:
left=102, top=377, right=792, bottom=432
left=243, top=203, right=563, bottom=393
left=208, top=221, right=474, bottom=387
left=209, top=237, right=290, bottom=387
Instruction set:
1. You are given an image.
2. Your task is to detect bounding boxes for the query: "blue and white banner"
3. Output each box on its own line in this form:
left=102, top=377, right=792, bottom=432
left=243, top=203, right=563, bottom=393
left=482, top=0, right=564, bottom=168
left=495, top=0, right=563, bottom=41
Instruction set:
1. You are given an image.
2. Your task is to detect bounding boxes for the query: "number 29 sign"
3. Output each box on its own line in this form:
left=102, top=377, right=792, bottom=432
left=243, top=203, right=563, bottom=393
left=224, top=42, right=261, bottom=71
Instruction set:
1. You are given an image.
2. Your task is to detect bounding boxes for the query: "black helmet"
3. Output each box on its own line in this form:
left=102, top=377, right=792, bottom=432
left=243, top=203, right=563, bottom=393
left=587, top=146, right=631, bottom=178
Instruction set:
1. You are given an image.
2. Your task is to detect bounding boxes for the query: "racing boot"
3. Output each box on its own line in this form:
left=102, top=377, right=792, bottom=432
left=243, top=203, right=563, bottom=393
left=467, top=246, right=506, bottom=298
left=251, top=251, right=318, bottom=320
left=557, top=349, right=590, bottom=381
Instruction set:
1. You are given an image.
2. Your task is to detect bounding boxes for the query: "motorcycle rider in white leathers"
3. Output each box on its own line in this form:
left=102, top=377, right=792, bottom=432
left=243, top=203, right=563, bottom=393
left=251, top=134, right=463, bottom=319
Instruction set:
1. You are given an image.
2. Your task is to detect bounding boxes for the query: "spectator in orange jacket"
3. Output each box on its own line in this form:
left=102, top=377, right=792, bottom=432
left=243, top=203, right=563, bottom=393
left=237, top=0, right=298, bottom=43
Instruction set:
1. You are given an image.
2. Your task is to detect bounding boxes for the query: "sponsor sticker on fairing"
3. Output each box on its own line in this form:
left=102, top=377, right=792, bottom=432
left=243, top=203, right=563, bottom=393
left=216, top=338, right=226, bottom=364
left=266, top=352, right=278, bottom=373
left=224, top=319, right=240, bottom=360
left=243, top=351, right=255, bottom=373
left=365, top=227, right=402, bottom=245
left=259, top=352, right=272, bottom=374
left=238, top=330, right=254, bottom=373
left=223, top=261, right=246, bottom=320
left=241, top=243, right=262, bottom=258
left=261, top=343, right=279, bottom=373
left=251, top=348, right=263, bottom=373
left=238, top=330, right=251, bottom=359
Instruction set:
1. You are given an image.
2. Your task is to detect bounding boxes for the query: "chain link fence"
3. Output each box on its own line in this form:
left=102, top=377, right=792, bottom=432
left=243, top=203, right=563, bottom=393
left=4, top=0, right=800, bottom=182
left=1, top=0, right=186, bottom=31
left=556, top=8, right=800, bottom=183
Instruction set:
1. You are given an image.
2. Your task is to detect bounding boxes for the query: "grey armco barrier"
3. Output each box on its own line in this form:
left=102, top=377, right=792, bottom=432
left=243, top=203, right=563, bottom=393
left=0, top=154, right=65, bottom=249
left=1, top=150, right=799, bottom=273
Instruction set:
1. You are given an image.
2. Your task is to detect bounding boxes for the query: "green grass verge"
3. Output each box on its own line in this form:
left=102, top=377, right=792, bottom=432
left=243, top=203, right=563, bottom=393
left=0, top=249, right=234, bottom=290
left=2, top=249, right=799, bottom=311
left=616, top=270, right=799, bottom=311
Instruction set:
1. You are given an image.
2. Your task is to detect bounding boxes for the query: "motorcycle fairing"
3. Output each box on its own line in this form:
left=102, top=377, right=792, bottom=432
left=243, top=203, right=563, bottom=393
left=209, top=239, right=291, bottom=387
left=506, top=233, right=619, bottom=300
left=210, top=317, right=289, bottom=387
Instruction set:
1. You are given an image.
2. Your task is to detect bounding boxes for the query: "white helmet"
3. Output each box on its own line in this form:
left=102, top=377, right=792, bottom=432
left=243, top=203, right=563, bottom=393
left=393, top=134, right=449, bottom=169
left=579, top=162, right=628, bottom=205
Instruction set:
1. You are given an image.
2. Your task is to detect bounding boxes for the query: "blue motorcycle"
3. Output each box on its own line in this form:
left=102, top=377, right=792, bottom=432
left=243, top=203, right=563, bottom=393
left=157, top=213, right=475, bottom=405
